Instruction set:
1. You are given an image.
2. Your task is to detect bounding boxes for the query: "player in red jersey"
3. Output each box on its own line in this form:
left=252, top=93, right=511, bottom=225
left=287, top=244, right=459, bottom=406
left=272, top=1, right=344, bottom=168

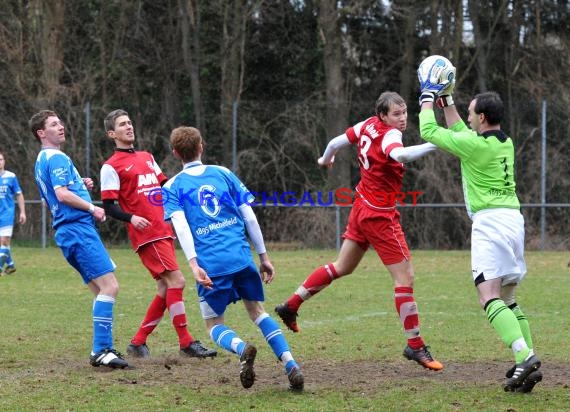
left=100, top=109, right=216, bottom=359
left=275, top=92, right=444, bottom=370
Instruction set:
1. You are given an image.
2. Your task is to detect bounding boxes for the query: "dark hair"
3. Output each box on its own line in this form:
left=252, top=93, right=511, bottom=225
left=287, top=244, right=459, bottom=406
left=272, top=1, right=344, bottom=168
left=170, top=127, right=204, bottom=162
left=474, top=92, right=503, bottom=125
left=375, top=91, right=406, bottom=117
left=104, top=109, right=129, bottom=131
left=29, top=110, right=59, bottom=142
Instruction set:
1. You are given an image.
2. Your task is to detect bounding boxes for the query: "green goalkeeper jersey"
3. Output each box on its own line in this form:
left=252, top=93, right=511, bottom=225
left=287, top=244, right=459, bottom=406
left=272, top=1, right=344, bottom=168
left=419, top=109, right=520, bottom=217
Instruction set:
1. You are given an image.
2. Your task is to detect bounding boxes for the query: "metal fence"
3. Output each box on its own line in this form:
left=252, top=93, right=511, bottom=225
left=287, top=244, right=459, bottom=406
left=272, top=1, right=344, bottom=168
left=19, top=200, right=570, bottom=251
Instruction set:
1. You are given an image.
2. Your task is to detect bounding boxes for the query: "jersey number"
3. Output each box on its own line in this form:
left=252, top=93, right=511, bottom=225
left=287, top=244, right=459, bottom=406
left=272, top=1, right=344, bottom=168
left=358, top=136, right=372, bottom=170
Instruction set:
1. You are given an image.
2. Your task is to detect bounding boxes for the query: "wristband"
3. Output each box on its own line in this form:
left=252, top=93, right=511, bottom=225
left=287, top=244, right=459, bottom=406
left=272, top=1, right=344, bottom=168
left=88, top=203, right=95, bottom=214
left=419, top=92, right=435, bottom=106
left=436, top=95, right=454, bottom=108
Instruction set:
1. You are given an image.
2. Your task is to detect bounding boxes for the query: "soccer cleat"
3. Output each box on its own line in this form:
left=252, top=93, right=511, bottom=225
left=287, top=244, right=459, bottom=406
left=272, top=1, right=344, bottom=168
left=180, top=340, right=217, bottom=358
left=506, top=349, right=534, bottom=378
left=287, top=365, right=304, bottom=392
left=513, top=370, right=543, bottom=393
left=275, top=303, right=300, bottom=333
left=4, top=266, right=16, bottom=275
left=503, top=354, right=541, bottom=391
left=403, top=345, right=444, bottom=371
left=239, top=343, right=257, bottom=389
left=126, top=343, right=151, bottom=358
left=90, top=348, right=129, bottom=369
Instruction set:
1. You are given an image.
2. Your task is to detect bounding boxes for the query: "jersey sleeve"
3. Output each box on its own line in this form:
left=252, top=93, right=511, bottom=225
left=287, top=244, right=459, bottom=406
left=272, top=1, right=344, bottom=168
left=100, top=163, right=120, bottom=200
left=225, top=169, right=254, bottom=206
left=381, top=129, right=404, bottom=157
left=150, top=154, right=168, bottom=184
left=419, top=109, right=477, bottom=160
left=13, top=175, right=23, bottom=194
left=162, top=178, right=183, bottom=221
left=48, top=153, right=76, bottom=189
left=345, top=121, right=366, bottom=144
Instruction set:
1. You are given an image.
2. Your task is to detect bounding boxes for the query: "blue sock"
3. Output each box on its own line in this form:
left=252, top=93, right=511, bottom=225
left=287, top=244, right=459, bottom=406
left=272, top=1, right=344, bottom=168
left=210, top=324, right=246, bottom=356
left=0, top=246, right=8, bottom=268
left=5, top=246, right=14, bottom=267
left=256, top=313, right=298, bottom=373
left=92, top=295, right=115, bottom=354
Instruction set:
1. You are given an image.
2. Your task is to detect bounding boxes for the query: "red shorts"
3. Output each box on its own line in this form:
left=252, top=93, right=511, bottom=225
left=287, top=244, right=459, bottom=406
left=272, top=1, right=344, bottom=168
left=342, top=198, right=410, bottom=265
left=137, top=238, right=180, bottom=280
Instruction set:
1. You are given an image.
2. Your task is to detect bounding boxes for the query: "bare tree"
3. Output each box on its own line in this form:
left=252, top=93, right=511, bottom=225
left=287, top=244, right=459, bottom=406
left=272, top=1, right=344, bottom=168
left=318, top=0, right=351, bottom=189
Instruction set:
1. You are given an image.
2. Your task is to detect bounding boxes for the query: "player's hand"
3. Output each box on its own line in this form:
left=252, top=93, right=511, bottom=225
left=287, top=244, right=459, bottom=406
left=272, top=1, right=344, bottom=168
left=92, top=206, right=106, bottom=222
left=19, top=212, right=27, bottom=225
left=259, top=257, right=275, bottom=284
left=190, top=265, right=214, bottom=289
left=131, top=215, right=151, bottom=230
left=318, top=155, right=334, bottom=169
left=83, top=177, right=94, bottom=191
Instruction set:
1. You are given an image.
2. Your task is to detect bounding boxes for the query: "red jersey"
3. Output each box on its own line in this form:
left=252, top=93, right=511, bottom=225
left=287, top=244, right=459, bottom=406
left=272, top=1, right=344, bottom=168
left=345, top=116, right=405, bottom=209
left=100, top=149, right=174, bottom=251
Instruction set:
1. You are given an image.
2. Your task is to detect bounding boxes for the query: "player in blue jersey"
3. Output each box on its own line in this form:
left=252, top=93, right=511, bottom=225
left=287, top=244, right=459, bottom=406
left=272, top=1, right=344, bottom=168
left=31, top=110, right=128, bottom=369
left=163, top=126, right=304, bottom=391
left=0, top=152, right=27, bottom=275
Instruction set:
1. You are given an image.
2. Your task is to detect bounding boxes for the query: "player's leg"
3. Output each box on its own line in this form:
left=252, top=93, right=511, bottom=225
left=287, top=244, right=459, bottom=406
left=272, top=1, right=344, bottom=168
left=200, top=276, right=254, bottom=388
left=0, top=229, right=13, bottom=272
left=387, top=259, right=443, bottom=371
left=473, top=210, right=540, bottom=390
left=57, top=224, right=128, bottom=369
left=127, top=279, right=167, bottom=358
left=245, top=300, right=304, bottom=391
left=240, top=264, right=304, bottom=390
left=138, top=240, right=215, bottom=357
left=275, top=239, right=366, bottom=332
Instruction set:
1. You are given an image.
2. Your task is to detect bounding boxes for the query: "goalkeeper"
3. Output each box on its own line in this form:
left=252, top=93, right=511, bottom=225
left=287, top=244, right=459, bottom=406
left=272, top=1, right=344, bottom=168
left=417, top=60, right=542, bottom=393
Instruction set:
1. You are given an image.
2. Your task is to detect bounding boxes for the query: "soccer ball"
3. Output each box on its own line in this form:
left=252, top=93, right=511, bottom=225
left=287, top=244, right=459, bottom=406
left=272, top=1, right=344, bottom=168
left=417, top=55, right=455, bottom=92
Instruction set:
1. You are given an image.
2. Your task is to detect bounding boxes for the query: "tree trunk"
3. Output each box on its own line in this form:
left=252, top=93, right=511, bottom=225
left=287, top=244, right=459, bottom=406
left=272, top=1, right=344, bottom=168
left=220, top=0, right=247, bottom=168
left=179, top=0, right=205, bottom=132
left=318, top=0, right=350, bottom=190
left=29, top=0, right=65, bottom=105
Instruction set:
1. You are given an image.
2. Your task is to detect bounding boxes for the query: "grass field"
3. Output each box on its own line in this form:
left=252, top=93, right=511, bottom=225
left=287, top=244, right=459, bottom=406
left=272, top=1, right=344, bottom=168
left=0, top=247, right=569, bottom=411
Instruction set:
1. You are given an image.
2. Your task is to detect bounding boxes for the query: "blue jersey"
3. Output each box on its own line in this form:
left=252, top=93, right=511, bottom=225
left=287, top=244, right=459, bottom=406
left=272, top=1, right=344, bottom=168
left=35, top=148, right=94, bottom=229
left=0, top=170, right=22, bottom=227
left=163, top=163, right=254, bottom=277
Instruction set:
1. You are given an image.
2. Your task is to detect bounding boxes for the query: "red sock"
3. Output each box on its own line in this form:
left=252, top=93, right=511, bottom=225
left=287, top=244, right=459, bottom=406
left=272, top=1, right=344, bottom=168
left=394, top=286, right=424, bottom=349
left=131, top=295, right=167, bottom=345
left=287, top=263, right=339, bottom=312
left=166, top=288, right=194, bottom=348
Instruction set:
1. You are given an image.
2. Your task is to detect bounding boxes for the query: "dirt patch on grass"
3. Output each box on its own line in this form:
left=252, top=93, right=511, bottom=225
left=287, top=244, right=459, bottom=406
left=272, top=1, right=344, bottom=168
left=83, top=354, right=570, bottom=394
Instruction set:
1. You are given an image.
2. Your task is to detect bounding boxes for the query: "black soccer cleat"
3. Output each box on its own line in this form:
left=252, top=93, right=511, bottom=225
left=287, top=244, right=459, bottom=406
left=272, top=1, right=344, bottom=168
left=275, top=303, right=300, bottom=333
left=503, top=354, right=541, bottom=391
left=126, top=343, right=151, bottom=358
left=287, top=365, right=304, bottom=392
left=514, top=370, right=543, bottom=393
left=239, top=343, right=257, bottom=389
left=180, top=340, right=217, bottom=358
left=90, top=348, right=129, bottom=369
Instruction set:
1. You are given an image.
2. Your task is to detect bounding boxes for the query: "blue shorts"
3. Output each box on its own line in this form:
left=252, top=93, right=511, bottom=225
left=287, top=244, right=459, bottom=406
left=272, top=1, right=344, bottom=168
left=55, top=222, right=116, bottom=284
left=197, top=262, right=264, bottom=319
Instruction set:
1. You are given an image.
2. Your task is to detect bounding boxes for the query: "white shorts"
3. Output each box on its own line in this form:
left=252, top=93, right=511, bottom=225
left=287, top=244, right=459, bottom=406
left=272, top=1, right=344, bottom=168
left=471, top=208, right=526, bottom=285
left=0, top=226, right=14, bottom=237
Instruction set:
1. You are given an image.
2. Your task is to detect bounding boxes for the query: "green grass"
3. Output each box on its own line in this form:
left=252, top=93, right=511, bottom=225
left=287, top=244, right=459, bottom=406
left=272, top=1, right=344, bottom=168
left=0, top=248, right=569, bottom=411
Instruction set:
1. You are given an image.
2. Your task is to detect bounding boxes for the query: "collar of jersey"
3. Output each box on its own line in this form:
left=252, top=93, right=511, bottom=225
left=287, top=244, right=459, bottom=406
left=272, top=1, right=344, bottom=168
left=481, top=130, right=507, bottom=143
left=115, top=148, right=136, bottom=153
left=183, top=160, right=203, bottom=169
